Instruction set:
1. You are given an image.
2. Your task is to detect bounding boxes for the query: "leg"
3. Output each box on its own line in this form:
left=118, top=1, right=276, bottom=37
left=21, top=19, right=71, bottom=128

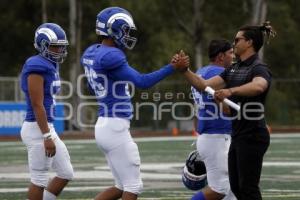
left=196, top=134, right=231, bottom=200
left=28, top=183, right=44, bottom=200
left=44, top=177, right=69, bottom=198
left=228, top=141, right=240, bottom=199
left=95, top=153, right=124, bottom=200
left=236, top=133, right=269, bottom=200
left=94, top=143, right=141, bottom=200
left=94, top=118, right=142, bottom=200
left=27, top=143, right=52, bottom=200
left=122, top=191, right=138, bottom=200
left=95, top=186, right=123, bottom=200
left=202, top=187, right=225, bottom=200
left=47, top=138, right=74, bottom=198
left=21, top=122, right=52, bottom=200
left=107, top=142, right=142, bottom=200
left=222, top=190, right=237, bottom=200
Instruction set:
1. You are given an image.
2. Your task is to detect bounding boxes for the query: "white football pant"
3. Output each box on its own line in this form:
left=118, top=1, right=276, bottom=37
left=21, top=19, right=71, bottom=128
left=95, top=117, right=143, bottom=194
left=197, top=133, right=235, bottom=199
left=21, top=122, right=74, bottom=188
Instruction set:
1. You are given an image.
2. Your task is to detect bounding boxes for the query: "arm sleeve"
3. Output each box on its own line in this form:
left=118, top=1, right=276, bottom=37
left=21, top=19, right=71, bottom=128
left=109, top=63, right=175, bottom=89
left=252, top=65, right=272, bottom=85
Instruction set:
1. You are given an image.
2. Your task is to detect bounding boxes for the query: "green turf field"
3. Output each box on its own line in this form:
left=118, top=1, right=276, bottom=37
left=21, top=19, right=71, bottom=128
left=1, top=134, right=300, bottom=200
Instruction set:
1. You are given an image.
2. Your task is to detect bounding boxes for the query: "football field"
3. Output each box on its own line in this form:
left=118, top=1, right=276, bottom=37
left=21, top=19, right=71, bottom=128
left=1, top=134, right=300, bottom=200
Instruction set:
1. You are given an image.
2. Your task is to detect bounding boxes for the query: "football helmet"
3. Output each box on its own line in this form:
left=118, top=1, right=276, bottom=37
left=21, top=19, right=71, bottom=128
left=34, top=23, right=68, bottom=63
left=96, top=7, right=137, bottom=50
left=182, top=150, right=207, bottom=191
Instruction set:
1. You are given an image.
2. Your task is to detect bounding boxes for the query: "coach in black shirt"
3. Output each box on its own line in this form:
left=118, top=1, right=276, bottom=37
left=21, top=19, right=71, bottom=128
left=175, top=22, right=276, bottom=200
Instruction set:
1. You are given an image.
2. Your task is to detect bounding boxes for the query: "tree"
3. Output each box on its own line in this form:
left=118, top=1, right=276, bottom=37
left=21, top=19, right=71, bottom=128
left=168, top=0, right=205, bottom=68
left=41, top=0, right=47, bottom=22
left=68, top=0, right=83, bottom=130
left=251, top=0, right=268, bottom=58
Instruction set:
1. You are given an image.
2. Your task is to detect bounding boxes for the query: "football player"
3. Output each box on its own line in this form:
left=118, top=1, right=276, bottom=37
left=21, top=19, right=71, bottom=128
left=190, top=40, right=236, bottom=200
left=20, top=23, right=74, bottom=200
left=176, top=23, right=275, bottom=199
left=80, top=6, right=189, bottom=200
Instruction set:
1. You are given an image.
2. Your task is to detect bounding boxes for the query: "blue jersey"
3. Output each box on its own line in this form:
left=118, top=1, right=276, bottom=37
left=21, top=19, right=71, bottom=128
left=191, top=65, right=231, bottom=134
left=81, top=44, right=174, bottom=119
left=20, top=55, right=61, bottom=122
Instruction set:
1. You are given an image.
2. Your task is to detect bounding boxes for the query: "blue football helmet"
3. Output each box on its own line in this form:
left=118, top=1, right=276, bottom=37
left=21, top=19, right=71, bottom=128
left=182, top=150, right=207, bottom=191
left=96, top=7, right=137, bottom=50
left=34, top=23, right=68, bottom=63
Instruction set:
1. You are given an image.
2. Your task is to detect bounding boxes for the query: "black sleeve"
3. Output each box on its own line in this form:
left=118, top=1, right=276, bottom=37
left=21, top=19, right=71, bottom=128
left=252, top=65, right=272, bottom=85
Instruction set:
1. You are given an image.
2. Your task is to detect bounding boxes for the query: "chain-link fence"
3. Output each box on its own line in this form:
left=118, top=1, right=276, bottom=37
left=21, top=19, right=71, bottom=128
left=0, top=77, right=24, bottom=102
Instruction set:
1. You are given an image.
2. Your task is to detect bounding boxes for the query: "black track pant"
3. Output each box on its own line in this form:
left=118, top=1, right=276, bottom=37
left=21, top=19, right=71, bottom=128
left=228, top=131, right=270, bottom=200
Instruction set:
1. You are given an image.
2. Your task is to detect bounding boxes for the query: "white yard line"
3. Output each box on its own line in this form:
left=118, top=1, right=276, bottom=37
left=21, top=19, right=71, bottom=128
left=1, top=161, right=300, bottom=180
left=1, top=133, right=300, bottom=146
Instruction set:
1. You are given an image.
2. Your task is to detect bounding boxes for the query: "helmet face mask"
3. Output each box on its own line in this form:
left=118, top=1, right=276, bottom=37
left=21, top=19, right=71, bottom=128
left=34, top=23, right=68, bottom=63
left=182, top=150, right=208, bottom=191
left=96, top=7, right=138, bottom=50
left=114, top=24, right=137, bottom=50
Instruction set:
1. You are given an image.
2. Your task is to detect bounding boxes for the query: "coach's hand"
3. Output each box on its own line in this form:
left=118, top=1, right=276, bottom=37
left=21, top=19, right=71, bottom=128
left=44, top=138, right=56, bottom=157
left=171, top=50, right=190, bottom=72
left=214, top=88, right=233, bottom=102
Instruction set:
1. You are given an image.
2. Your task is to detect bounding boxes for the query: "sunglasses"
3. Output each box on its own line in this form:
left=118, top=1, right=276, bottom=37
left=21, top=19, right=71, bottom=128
left=234, top=37, right=246, bottom=44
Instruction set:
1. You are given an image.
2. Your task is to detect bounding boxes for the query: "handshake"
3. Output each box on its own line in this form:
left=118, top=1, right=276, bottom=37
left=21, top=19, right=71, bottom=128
left=170, top=50, right=190, bottom=72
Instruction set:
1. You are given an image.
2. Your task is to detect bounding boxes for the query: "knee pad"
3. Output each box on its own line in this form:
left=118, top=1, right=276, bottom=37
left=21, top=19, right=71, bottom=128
left=115, top=183, right=123, bottom=191
left=123, top=181, right=143, bottom=194
left=30, top=169, right=49, bottom=188
left=43, top=190, right=57, bottom=200
left=28, top=143, right=51, bottom=187
left=56, top=167, right=74, bottom=181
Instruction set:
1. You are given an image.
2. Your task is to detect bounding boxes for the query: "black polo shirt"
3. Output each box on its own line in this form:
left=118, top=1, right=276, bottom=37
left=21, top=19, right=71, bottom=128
left=219, top=54, right=272, bottom=137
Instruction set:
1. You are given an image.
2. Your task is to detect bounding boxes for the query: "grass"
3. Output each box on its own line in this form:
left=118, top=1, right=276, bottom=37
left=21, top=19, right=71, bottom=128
left=0, top=134, right=300, bottom=199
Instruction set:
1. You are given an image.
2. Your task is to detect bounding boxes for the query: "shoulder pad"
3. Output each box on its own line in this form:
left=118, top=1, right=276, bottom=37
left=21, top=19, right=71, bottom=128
left=100, top=47, right=127, bottom=70
left=24, top=55, right=54, bottom=74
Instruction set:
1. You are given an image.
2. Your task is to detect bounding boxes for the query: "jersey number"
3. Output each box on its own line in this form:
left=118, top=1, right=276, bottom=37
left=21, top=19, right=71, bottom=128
left=84, top=66, right=106, bottom=98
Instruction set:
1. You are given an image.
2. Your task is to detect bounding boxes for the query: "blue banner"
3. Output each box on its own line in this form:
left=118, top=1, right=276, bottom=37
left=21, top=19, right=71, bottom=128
left=0, top=102, right=65, bottom=136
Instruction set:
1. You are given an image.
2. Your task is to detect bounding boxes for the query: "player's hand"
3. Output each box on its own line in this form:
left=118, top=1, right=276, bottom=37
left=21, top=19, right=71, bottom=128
left=44, top=138, right=56, bottom=157
left=171, top=50, right=190, bottom=72
left=214, top=89, right=232, bottom=102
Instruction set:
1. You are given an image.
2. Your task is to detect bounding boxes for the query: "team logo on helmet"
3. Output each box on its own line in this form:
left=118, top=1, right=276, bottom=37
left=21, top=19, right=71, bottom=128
left=34, top=23, right=68, bottom=63
left=182, top=150, right=207, bottom=191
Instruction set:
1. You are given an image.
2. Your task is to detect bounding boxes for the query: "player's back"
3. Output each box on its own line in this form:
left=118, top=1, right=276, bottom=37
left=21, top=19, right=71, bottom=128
left=192, top=65, right=231, bottom=134
left=81, top=44, right=132, bottom=119
left=20, top=55, right=61, bottom=122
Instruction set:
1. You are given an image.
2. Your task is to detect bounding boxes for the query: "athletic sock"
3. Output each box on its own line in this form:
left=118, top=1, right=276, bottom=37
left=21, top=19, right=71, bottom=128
left=191, top=191, right=206, bottom=200
left=43, top=190, right=56, bottom=200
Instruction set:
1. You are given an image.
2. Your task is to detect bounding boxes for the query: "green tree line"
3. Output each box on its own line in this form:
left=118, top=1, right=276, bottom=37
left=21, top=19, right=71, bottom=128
left=1, top=0, right=300, bottom=128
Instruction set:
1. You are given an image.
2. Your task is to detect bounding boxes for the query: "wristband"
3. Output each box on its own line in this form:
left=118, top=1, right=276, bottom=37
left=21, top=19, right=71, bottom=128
left=43, top=132, right=53, bottom=140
